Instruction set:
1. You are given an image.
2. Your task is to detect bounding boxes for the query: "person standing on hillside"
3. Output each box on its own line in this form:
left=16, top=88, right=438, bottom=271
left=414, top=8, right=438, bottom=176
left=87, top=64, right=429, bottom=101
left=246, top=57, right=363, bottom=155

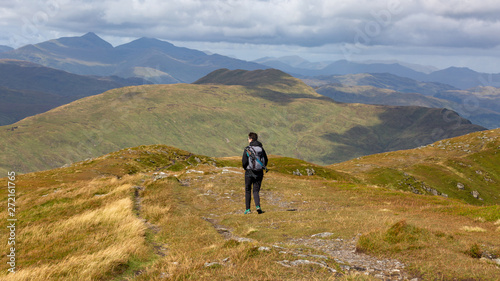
left=242, top=132, right=268, bottom=214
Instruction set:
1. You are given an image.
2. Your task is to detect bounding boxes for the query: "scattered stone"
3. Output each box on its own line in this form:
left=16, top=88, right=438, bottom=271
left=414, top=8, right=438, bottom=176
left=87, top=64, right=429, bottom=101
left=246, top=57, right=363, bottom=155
left=152, top=172, right=168, bottom=181
left=293, top=169, right=303, bottom=176
left=258, top=246, right=271, bottom=252
left=159, top=272, right=171, bottom=279
left=222, top=168, right=243, bottom=174
left=283, top=234, right=409, bottom=280
left=472, top=190, right=480, bottom=199
left=296, top=253, right=329, bottom=260
left=429, top=188, right=439, bottom=196
left=457, top=183, right=465, bottom=190
left=194, top=157, right=201, bottom=163
left=277, top=260, right=292, bottom=268
left=204, top=262, right=222, bottom=268
left=233, top=237, right=254, bottom=243
left=186, top=169, right=204, bottom=174
left=306, top=168, right=315, bottom=176
left=481, top=251, right=497, bottom=260
left=277, top=259, right=337, bottom=273
left=311, top=232, right=334, bottom=238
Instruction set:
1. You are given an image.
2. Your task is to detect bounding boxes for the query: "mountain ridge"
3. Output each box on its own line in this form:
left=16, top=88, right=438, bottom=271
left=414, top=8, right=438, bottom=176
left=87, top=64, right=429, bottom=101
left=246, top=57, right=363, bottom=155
left=258, top=56, right=500, bottom=90
left=0, top=33, right=268, bottom=83
left=0, top=69, right=485, bottom=175
left=3, top=33, right=500, bottom=89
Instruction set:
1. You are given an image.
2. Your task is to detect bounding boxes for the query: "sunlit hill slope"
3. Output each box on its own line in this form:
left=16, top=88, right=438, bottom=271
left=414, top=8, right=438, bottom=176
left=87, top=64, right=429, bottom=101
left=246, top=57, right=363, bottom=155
left=0, top=69, right=485, bottom=175
left=332, top=129, right=500, bottom=206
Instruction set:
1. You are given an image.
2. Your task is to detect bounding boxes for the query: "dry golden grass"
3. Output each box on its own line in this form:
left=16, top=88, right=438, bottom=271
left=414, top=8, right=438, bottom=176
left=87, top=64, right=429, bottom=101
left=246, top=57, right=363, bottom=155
left=1, top=145, right=499, bottom=280
left=0, top=171, right=150, bottom=280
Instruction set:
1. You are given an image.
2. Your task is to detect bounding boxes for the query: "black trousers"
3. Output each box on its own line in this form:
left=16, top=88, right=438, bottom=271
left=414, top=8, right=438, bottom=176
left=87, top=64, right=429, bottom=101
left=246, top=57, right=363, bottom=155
left=245, top=170, right=264, bottom=210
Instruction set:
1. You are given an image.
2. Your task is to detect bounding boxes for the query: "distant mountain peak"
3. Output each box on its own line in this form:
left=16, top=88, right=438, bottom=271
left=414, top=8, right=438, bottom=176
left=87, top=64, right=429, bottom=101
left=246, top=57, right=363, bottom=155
left=117, top=37, right=175, bottom=50
left=49, top=32, right=113, bottom=49
left=81, top=32, right=100, bottom=40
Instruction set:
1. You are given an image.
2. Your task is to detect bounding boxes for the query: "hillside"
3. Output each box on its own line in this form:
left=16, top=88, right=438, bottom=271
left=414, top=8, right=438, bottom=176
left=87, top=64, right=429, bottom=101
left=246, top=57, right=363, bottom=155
left=315, top=84, right=455, bottom=108
left=305, top=73, right=457, bottom=95
left=0, top=32, right=267, bottom=83
left=0, top=86, right=61, bottom=125
left=0, top=59, right=147, bottom=125
left=315, top=83, right=500, bottom=129
left=1, top=144, right=499, bottom=280
left=332, top=129, right=500, bottom=206
left=0, top=69, right=485, bottom=175
left=435, top=86, right=500, bottom=129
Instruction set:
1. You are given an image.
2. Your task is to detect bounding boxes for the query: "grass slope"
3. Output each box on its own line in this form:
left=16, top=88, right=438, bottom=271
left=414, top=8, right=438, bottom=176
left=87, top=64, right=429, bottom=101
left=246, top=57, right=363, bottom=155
left=305, top=73, right=456, bottom=95
left=332, top=129, right=500, bottom=206
left=0, top=59, right=147, bottom=125
left=315, top=84, right=500, bottom=130
left=1, top=144, right=499, bottom=280
left=0, top=69, right=485, bottom=175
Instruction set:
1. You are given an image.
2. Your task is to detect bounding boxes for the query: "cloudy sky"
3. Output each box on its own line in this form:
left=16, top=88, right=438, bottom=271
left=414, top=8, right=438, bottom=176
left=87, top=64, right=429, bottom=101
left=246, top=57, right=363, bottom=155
left=2, top=0, right=500, bottom=73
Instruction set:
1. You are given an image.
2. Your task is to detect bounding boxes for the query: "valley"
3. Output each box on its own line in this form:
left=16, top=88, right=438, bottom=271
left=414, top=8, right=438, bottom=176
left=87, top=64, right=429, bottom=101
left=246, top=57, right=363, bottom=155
left=1, top=32, right=499, bottom=281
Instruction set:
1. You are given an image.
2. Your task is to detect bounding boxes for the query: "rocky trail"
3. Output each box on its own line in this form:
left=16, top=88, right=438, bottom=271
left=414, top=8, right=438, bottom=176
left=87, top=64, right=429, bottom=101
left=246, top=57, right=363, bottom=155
left=192, top=167, right=416, bottom=280
left=202, top=216, right=414, bottom=280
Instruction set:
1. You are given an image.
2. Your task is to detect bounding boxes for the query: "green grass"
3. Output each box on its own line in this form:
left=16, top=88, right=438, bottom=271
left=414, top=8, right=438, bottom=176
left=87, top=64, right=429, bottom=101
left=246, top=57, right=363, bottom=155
left=357, top=220, right=430, bottom=254
left=0, top=70, right=484, bottom=175
left=1, top=144, right=499, bottom=280
left=333, top=129, right=500, bottom=205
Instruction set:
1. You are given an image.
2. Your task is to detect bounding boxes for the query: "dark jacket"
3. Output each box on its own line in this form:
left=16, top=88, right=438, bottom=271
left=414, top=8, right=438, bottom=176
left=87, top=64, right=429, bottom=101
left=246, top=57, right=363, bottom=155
left=242, top=140, right=268, bottom=171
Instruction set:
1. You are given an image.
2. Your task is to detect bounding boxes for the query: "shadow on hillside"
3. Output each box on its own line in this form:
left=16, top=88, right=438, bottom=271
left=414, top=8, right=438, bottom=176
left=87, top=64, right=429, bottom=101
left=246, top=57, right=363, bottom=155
left=320, top=107, right=486, bottom=164
left=253, top=89, right=335, bottom=106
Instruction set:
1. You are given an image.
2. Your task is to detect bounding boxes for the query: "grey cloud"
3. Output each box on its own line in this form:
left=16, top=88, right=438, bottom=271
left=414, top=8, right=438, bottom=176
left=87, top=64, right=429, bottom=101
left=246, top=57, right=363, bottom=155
left=2, top=0, right=500, bottom=50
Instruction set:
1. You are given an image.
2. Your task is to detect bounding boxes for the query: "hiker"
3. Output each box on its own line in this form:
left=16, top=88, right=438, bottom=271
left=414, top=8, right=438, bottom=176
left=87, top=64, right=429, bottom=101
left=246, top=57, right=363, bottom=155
left=242, top=132, right=268, bottom=214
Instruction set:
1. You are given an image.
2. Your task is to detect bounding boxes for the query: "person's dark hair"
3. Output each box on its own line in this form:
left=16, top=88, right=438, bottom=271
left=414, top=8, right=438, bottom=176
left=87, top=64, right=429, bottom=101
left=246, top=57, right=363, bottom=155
left=248, top=132, right=258, bottom=141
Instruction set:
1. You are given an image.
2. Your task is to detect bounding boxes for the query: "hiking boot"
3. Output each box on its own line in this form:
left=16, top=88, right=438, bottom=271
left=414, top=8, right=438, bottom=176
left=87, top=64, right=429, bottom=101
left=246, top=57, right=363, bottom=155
left=244, top=209, right=251, bottom=214
left=256, top=206, right=263, bottom=214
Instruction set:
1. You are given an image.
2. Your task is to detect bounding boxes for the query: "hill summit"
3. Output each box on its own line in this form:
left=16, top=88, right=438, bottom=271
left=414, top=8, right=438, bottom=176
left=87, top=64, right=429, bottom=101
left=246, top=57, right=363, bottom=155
left=0, top=68, right=485, bottom=174
left=194, top=68, right=298, bottom=87
left=194, top=68, right=323, bottom=97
